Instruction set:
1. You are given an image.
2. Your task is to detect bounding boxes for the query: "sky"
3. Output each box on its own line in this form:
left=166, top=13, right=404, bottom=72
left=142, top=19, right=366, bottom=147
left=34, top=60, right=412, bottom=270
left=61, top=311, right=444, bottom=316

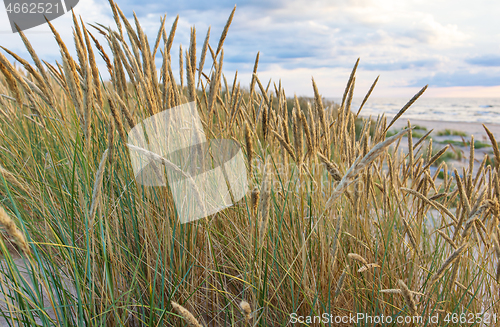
left=1, top=0, right=499, bottom=98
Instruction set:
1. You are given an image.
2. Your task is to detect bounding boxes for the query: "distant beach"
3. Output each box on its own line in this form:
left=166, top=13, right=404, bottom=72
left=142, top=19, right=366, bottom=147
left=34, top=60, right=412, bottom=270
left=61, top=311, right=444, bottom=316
left=390, top=118, right=500, bottom=140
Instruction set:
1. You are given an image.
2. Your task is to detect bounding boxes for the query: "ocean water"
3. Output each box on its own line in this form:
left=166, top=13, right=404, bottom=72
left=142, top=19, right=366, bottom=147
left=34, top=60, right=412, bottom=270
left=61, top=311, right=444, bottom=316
left=330, top=97, right=500, bottom=124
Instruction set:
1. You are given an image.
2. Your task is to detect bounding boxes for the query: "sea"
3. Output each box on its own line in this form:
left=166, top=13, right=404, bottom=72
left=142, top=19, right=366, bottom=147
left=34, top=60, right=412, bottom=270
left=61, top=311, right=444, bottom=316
left=329, top=97, right=500, bottom=124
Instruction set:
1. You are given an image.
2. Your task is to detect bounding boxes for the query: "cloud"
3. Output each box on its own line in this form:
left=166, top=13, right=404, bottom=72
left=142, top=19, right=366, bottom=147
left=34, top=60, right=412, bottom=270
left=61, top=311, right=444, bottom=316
left=362, top=58, right=441, bottom=71
left=411, top=71, right=500, bottom=87
left=1, top=0, right=498, bottom=95
left=466, top=55, right=500, bottom=67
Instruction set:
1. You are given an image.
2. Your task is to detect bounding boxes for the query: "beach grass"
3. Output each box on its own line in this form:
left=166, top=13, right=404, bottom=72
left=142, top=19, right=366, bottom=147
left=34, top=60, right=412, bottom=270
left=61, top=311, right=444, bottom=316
left=0, top=2, right=499, bottom=326
left=437, top=129, right=468, bottom=137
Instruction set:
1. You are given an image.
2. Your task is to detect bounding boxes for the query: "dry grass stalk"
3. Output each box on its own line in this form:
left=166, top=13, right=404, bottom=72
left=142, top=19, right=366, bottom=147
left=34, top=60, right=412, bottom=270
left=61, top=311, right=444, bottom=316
left=179, top=44, right=184, bottom=89
left=271, top=130, right=296, bottom=161
left=198, top=27, right=210, bottom=85
left=244, top=122, right=253, bottom=175
left=340, top=58, right=359, bottom=110
left=0, top=206, right=30, bottom=255
left=239, top=300, right=252, bottom=324
left=413, top=129, right=433, bottom=150
left=358, top=263, right=380, bottom=272
left=0, top=166, right=28, bottom=194
left=355, top=75, right=379, bottom=117
left=185, top=50, right=195, bottom=102
left=402, top=218, right=420, bottom=257
left=215, top=5, right=236, bottom=56
left=107, top=0, right=123, bottom=37
left=331, top=215, right=342, bottom=268
left=492, top=234, right=500, bottom=282
left=208, top=51, right=223, bottom=114
left=46, top=19, right=81, bottom=100
left=107, top=98, right=127, bottom=141
left=292, top=107, right=303, bottom=165
left=325, top=128, right=410, bottom=210
left=88, top=31, right=113, bottom=76
left=420, top=145, right=449, bottom=173
left=317, top=153, right=341, bottom=181
left=258, top=160, right=272, bottom=243
left=171, top=301, right=204, bottom=327
left=300, top=110, right=313, bottom=156
left=483, top=124, right=500, bottom=169
left=398, top=279, right=418, bottom=315
left=249, top=52, right=260, bottom=103
left=152, top=15, right=166, bottom=58
left=436, top=230, right=457, bottom=249
left=334, top=268, right=347, bottom=299
left=0, top=59, right=22, bottom=106
left=82, top=22, right=104, bottom=110
left=347, top=253, right=368, bottom=265
left=429, top=243, right=468, bottom=286
left=400, top=188, right=457, bottom=224
left=312, top=77, right=327, bottom=141
left=250, top=187, right=260, bottom=218
left=385, top=85, right=427, bottom=133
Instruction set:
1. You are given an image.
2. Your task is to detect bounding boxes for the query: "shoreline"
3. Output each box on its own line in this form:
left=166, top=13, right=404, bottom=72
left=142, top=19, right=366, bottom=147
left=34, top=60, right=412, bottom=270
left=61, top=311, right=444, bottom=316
left=386, top=118, right=500, bottom=140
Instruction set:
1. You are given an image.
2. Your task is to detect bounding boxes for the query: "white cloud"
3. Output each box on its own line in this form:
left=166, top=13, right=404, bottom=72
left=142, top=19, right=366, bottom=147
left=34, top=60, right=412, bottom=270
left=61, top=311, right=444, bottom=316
left=1, top=0, right=498, bottom=97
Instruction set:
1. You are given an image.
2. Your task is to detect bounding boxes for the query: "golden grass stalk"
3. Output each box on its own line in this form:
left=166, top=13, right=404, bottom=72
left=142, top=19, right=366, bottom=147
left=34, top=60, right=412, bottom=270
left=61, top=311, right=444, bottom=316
left=317, top=152, right=341, bottom=181
left=207, top=51, right=223, bottom=114
left=347, top=253, right=368, bottom=265
left=82, top=22, right=103, bottom=110
left=340, top=58, right=359, bottom=111
left=107, top=0, right=123, bottom=37
left=385, top=85, right=427, bottom=133
left=483, top=124, right=500, bottom=169
left=492, top=234, right=500, bottom=282
left=258, top=160, right=272, bottom=243
left=185, top=50, right=195, bottom=102
left=0, top=59, right=22, bottom=106
left=152, top=15, right=166, bottom=58
left=244, top=122, right=253, bottom=175
left=420, top=145, right=449, bottom=173
left=0, top=206, right=30, bottom=255
left=88, top=31, right=113, bottom=76
left=280, top=116, right=290, bottom=146
left=0, top=166, right=28, bottom=194
left=429, top=243, right=468, bottom=286
left=198, top=27, right=210, bottom=85
left=325, top=128, right=410, bottom=210
left=250, top=187, right=260, bottom=218
left=292, top=107, right=303, bottom=166
left=107, top=98, right=127, bottom=141
left=300, top=110, right=313, bottom=156
left=215, top=5, right=236, bottom=56
left=312, top=77, right=326, bottom=141
left=171, top=301, right=204, bottom=327
left=398, top=279, right=418, bottom=315
left=334, top=268, right=347, bottom=298
left=239, top=300, right=252, bottom=324
left=189, top=27, right=197, bottom=77
left=355, top=75, right=379, bottom=117
left=46, top=19, right=81, bottom=100
left=271, top=130, right=296, bottom=162
left=400, top=188, right=457, bottom=224
left=402, top=218, right=419, bottom=257
left=179, top=44, right=184, bottom=89
left=437, top=230, right=457, bottom=249
left=358, top=263, right=380, bottom=273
